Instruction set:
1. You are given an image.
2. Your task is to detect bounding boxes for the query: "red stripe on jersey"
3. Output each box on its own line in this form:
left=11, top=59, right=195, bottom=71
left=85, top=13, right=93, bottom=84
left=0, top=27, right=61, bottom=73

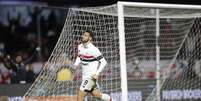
left=80, top=55, right=94, bottom=58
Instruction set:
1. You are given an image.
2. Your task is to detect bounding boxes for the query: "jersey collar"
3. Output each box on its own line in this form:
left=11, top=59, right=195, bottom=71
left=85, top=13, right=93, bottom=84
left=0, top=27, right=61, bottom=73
left=82, top=42, right=92, bottom=48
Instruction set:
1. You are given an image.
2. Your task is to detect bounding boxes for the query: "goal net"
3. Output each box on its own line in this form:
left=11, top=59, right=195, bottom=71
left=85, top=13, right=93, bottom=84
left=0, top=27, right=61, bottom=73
left=118, top=2, right=201, bottom=101
left=24, top=5, right=121, bottom=101
left=24, top=2, right=201, bottom=101
left=119, top=3, right=201, bottom=101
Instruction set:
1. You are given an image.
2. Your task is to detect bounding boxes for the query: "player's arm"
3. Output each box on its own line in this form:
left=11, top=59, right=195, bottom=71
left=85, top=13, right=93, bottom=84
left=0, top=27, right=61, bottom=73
left=95, top=56, right=107, bottom=76
left=94, top=48, right=107, bottom=76
left=73, top=45, right=81, bottom=69
left=73, top=56, right=81, bottom=68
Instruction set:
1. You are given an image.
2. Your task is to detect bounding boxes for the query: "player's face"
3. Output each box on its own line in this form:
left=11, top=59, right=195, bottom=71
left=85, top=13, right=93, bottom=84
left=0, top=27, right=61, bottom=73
left=82, top=32, right=92, bottom=43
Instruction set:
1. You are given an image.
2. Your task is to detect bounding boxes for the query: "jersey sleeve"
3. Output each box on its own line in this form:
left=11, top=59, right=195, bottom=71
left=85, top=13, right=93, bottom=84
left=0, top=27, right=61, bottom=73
left=73, top=45, right=81, bottom=66
left=94, top=47, right=102, bottom=58
left=74, top=57, right=81, bottom=66
left=94, top=47, right=107, bottom=76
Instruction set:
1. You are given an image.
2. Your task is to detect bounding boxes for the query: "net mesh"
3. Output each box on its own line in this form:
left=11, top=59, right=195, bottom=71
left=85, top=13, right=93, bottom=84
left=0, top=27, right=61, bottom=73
left=123, top=5, right=201, bottom=101
left=123, top=7, right=201, bottom=101
left=24, top=5, right=121, bottom=101
left=159, top=18, right=201, bottom=101
left=24, top=4, right=201, bottom=101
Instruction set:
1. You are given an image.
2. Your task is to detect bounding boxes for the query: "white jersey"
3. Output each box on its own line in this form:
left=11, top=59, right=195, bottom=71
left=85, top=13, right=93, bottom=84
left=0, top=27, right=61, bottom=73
left=74, top=42, right=107, bottom=80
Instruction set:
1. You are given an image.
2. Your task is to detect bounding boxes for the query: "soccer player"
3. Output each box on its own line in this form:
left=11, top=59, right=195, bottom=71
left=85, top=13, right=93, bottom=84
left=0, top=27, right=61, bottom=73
left=73, top=31, right=113, bottom=101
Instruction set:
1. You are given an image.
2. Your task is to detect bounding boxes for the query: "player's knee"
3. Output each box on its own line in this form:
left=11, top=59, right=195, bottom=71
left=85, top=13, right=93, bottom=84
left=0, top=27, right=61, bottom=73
left=93, top=93, right=101, bottom=98
left=92, top=91, right=101, bottom=98
left=78, top=90, right=86, bottom=97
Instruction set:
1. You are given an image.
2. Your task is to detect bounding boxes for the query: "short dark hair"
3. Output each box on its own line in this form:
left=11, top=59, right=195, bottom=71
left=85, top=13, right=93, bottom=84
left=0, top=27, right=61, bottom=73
left=85, top=30, right=94, bottom=39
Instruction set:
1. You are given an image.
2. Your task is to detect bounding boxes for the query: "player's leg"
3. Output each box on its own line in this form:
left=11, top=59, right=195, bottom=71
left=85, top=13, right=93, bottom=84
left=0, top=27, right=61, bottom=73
left=78, top=79, right=88, bottom=101
left=91, top=89, right=112, bottom=101
left=77, top=89, right=87, bottom=101
left=78, top=78, right=93, bottom=101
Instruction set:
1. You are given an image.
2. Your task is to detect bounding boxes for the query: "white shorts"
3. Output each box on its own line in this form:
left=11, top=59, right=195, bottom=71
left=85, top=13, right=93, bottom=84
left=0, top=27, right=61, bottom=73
left=80, top=78, right=98, bottom=92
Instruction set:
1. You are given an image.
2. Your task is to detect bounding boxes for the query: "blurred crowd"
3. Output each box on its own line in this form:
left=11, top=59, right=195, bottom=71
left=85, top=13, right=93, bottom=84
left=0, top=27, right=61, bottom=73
left=1, top=5, right=200, bottom=85
left=0, top=6, right=182, bottom=84
left=0, top=5, right=66, bottom=84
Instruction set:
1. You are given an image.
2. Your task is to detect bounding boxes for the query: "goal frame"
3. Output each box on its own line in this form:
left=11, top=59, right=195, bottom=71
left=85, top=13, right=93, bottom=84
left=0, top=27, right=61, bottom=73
left=117, top=1, right=201, bottom=101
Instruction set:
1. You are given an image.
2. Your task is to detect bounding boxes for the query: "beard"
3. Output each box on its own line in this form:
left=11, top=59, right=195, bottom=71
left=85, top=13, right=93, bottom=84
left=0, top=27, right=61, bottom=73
left=82, top=39, right=89, bottom=43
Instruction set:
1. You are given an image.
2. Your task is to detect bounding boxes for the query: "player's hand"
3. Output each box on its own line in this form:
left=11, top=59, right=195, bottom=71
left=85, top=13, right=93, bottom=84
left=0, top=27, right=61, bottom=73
left=73, top=65, right=79, bottom=69
left=92, top=74, right=98, bottom=80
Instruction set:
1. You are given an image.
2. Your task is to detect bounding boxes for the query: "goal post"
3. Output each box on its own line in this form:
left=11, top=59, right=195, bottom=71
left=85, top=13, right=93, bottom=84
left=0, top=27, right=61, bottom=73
left=117, top=2, right=128, bottom=101
left=117, top=1, right=201, bottom=101
left=24, top=1, right=201, bottom=101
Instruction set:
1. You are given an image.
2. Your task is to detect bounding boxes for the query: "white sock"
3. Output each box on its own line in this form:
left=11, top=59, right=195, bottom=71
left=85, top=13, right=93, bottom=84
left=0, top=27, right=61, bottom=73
left=101, top=93, right=111, bottom=101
